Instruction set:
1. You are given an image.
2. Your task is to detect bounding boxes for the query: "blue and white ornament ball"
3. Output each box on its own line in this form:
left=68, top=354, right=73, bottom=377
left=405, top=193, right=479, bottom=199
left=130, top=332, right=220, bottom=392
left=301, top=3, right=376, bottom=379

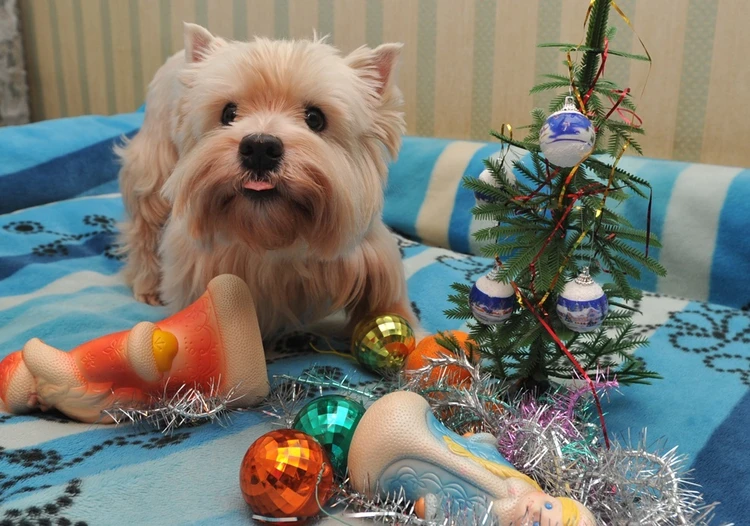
left=539, top=96, right=596, bottom=168
left=556, top=267, right=609, bottom=333
left=473, top=148, right=520, bottom=205
left=469, top=268, right=515, bottom=325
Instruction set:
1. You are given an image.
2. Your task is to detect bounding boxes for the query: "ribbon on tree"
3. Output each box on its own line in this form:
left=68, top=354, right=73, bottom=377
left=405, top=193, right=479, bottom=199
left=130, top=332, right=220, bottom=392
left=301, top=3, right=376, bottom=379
left=511, top=282, right=611, bottom=449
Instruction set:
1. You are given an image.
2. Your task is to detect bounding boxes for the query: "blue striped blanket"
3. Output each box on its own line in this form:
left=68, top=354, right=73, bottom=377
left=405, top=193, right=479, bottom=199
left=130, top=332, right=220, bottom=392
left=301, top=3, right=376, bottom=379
left=0, top=113, right=747, bottom=525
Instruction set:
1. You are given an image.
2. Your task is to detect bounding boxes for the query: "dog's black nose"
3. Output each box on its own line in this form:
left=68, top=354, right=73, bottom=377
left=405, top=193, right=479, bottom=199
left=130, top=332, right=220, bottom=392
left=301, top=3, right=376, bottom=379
left=239, top=134, right=284, bottom=172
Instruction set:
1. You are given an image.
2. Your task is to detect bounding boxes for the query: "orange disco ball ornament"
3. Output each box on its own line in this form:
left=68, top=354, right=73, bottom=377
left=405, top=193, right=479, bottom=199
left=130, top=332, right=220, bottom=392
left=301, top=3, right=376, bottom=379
left=240, top=429, right=334, bottom=524
left=403, top=331, right=479, bottom=387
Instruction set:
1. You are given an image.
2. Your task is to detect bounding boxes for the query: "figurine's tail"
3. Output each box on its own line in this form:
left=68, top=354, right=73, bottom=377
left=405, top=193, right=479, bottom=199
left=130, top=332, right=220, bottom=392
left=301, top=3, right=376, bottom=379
left=0, top=351, right=36, bottom=414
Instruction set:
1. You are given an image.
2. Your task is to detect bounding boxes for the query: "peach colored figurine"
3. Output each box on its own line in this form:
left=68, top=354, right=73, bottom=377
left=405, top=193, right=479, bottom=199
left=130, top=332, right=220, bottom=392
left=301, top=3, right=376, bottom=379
left=348, top=391, right=596, bottom=526
left=0, top=274, right=269, bottom=423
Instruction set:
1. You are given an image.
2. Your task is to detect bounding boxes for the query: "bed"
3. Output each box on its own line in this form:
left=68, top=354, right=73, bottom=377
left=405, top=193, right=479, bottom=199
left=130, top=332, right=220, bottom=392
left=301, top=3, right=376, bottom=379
left=0, top=110, right=747, bottom=525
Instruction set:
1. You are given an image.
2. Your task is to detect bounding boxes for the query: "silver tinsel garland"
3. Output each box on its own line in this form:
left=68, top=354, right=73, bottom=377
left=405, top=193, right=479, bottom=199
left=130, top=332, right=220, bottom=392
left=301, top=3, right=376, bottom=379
left=331, top=482, right=504, bottom=526
left=98, top=357, right=729, bottom=525
left=102, top=379, right=242, bottom=433
left=263, top=358, right=730, bottom=526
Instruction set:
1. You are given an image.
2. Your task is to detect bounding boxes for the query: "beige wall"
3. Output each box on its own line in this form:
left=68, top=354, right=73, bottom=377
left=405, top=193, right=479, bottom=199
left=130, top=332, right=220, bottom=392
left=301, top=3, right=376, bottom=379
left=18, top=0, right=750, bottom=167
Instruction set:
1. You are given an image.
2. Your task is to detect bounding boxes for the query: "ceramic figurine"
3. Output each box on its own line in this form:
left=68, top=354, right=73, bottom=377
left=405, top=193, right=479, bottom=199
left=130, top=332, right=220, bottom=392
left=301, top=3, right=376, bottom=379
left=0, top=274, right=269, bottom=423
left=348, top=391, right=596, bottom=525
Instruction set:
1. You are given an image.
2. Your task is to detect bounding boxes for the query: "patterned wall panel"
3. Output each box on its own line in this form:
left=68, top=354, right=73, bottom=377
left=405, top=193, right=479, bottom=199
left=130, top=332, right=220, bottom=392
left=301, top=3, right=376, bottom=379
left=17, top=0, right=750, bottom=166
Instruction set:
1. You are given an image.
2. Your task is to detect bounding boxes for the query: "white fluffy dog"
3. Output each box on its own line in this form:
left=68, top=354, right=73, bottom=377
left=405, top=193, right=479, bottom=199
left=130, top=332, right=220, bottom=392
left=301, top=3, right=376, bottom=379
left=117, top=23, right=418, bottom=336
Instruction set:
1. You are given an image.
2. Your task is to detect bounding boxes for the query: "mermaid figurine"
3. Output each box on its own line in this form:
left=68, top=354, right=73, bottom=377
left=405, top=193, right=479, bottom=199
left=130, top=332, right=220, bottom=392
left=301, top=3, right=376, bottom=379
left=348, top=391, right=596, bottom=525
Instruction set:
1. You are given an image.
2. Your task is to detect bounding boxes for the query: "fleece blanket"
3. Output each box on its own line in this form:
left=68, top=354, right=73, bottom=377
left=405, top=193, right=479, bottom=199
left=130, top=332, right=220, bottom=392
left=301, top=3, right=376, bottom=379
left=1, top=111, right=749, bottom=310
left=0, top=195, right=748, bottom=525
left=0, top=112, right=748, bottom=524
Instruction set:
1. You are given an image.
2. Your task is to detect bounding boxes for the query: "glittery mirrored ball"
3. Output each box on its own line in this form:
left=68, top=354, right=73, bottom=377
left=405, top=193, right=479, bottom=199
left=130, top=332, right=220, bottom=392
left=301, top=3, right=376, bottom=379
left=351, top=313, right=416, bottom=376
left=539, top=97, right=596, bottom=168
left=469, top=269, right=515, bottom=325
left=292, top=395, right=366, bottom=477
left=239, top=429, right=334, bottom=523
left=556, top=268, right=609, bottom=333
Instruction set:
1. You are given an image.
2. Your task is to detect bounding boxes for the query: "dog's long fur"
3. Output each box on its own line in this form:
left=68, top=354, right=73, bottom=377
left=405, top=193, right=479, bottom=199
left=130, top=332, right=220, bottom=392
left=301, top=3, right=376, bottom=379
left=117, top=23, right=418, bottom=335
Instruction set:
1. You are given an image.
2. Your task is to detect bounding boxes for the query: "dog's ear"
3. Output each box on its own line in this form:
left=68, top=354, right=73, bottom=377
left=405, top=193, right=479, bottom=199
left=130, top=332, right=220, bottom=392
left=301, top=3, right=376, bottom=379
left=184, top=23, right=219, bottom=63
left=346, top=43, right=403, bottom=97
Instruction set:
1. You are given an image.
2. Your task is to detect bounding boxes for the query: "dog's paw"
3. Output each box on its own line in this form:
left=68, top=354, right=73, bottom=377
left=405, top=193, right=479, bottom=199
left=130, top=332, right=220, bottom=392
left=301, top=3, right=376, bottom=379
left=134, top=291, right=164, bottom=306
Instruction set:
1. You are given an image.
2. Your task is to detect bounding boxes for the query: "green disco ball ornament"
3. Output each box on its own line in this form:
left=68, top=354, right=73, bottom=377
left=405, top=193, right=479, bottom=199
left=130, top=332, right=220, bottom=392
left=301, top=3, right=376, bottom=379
left=351, top=313, right=416, bottom=376
left=292, top=395, right=366, bottom=477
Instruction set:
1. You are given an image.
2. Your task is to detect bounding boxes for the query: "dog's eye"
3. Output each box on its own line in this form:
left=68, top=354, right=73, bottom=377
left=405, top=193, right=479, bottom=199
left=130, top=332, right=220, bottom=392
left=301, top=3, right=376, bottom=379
left=221, top=103, right=237, bottom=126
left=304, top=106, right=326, bottom=132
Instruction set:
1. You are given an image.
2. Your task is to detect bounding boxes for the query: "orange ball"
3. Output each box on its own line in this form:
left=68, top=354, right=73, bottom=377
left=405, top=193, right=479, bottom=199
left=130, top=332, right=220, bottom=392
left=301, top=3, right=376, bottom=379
left=403, top=331, right=479, bottom=387
left=240, top=429, right=334, bottom=524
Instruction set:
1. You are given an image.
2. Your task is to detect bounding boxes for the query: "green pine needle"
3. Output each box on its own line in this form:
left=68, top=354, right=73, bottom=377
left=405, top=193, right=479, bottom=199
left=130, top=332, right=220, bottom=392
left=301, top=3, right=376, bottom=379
left=530, top=80, right=573, bottom=94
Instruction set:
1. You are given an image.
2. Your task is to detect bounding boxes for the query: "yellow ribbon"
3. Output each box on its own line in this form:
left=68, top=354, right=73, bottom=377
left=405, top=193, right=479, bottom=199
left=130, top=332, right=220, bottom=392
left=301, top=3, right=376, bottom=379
left=601, top=140, right=629, bottom=213
left=611, top=1, right=651, bottom=61
left=612, top=1, right=652, bottom=99
left=585, top=0, right=652, bottom=98
left=498, top=122, right=513, bottom=141
left=310, top=341, right=356, bottom=361
left=583, top=0, right=595, bottom=27
left=566, top=51, right=588, bottom=115
left=495, top=123, right=515, bottom=183
left=556, top=146, right=595, bottom=209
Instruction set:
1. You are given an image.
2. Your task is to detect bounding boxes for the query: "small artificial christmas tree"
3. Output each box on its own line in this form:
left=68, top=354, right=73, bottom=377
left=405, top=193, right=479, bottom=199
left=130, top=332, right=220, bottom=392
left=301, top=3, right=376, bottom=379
left=446, top=0, right=666, bottom=389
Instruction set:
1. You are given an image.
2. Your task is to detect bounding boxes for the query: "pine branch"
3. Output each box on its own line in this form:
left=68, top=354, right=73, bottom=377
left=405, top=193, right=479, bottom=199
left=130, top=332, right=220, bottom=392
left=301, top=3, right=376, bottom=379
left=578, top=0, right=611, bottom=95
left=450, top=282, right=472, bottom=295
left=530, top=80, right=573, bottom=94
left=606, top=49, right=650, bottom=61
left=608, top=121, right=646, bottom=135
left=538, top=44, right=648, bottom=64
left=607, top=301, right=641, bottom=313
left=537, top=43, right=602, bottom=52
left=479, top=242, right=520, bottom=258
left=540, top=73, right=573, bottom=82
left=601, top=225, right=662, bottom=247
left=525, top=109, right=548, bottom=142
left=512, top=159, right=549, bottom=185
left=608, top=238, right=667, bottom=276
left=548, top=92, right=569, bottom=113
left=488, top=131, right=540, bottom=152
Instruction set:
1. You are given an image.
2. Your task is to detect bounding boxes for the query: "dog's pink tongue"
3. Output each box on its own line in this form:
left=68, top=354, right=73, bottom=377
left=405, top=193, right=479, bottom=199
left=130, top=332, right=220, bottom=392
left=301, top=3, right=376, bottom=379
left=243, top=180, right=276, bottom=191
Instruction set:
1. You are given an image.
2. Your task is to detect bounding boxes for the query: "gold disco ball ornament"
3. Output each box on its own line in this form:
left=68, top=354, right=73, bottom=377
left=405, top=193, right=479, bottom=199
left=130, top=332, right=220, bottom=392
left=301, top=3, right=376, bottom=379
left=351, top=313, right=416, bottom=376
